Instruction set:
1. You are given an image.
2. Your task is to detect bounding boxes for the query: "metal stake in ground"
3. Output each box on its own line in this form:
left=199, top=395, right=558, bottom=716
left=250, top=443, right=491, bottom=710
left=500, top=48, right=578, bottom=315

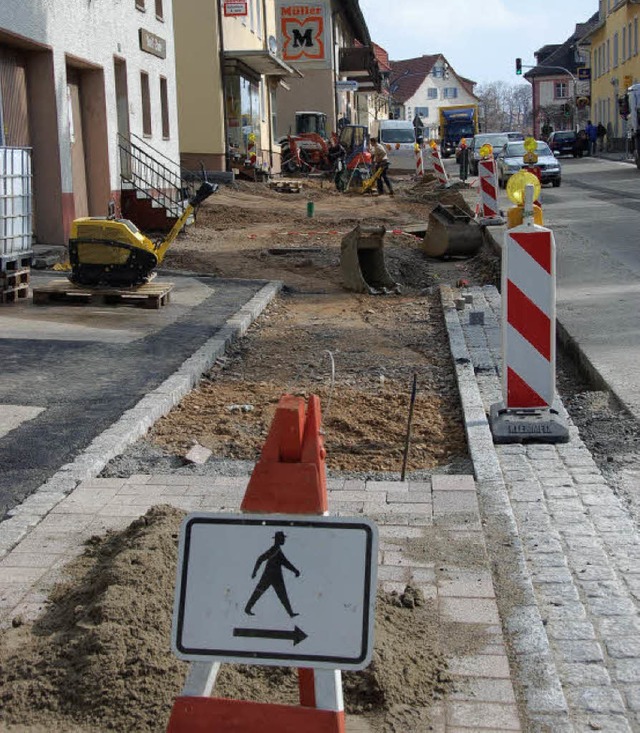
left=401, top=373, right=418, bottom=482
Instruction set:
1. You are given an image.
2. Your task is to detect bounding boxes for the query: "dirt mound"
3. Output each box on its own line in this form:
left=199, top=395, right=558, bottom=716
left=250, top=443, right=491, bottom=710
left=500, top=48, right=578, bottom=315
left=0, top=508, right=450, bottom=733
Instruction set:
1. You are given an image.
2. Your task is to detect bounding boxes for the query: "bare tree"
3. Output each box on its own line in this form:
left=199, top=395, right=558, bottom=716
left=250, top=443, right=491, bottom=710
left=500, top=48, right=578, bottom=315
left=476, top=82, right=532, bottom=134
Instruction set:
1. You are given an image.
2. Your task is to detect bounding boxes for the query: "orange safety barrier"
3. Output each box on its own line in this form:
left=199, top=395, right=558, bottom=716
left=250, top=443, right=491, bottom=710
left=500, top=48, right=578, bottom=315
left=241, top=394, right=327, bottom=515
left=166, top=395, right=344, bottom=733
left=167, top=696, right=344, bottom=733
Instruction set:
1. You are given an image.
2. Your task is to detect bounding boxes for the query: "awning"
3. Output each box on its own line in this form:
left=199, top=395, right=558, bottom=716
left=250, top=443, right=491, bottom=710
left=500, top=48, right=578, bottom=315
left=339, top=46, right=382, bottom=93
left=224, top=49, right=301, bottom=79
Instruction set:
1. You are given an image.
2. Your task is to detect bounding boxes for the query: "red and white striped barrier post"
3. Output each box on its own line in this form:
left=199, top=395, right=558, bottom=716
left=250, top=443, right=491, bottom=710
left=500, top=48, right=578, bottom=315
left=489, top=183, right=568, bottom=443
left=428, top=142, right=449, bottom=187
left=414, top=144, right=424, bottom=177
left=477, top=157, right=504, bottom=225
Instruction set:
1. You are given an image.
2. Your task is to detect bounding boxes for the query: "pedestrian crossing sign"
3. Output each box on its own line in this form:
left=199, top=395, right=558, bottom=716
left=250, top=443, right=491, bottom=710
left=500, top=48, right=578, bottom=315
left=172, top=513, right=378, bottom=670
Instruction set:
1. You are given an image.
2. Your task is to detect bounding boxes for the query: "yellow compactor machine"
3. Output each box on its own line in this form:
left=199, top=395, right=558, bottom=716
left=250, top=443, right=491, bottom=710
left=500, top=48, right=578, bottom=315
left=68, top=181, right=217, bottom=287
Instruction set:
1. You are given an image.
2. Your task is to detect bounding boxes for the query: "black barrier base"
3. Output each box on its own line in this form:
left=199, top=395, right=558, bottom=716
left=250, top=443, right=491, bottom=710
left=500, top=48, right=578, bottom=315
left=489, top=400, right=570, bottom=444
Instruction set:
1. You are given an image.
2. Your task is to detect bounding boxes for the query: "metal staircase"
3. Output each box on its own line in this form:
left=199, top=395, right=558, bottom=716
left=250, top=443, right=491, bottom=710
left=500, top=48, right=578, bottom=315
left=117, top=133, right=198, bottom=231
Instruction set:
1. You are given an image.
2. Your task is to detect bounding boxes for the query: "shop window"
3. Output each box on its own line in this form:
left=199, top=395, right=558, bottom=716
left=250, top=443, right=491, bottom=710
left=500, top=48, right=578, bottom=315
left=225, top=74, right=261, bottom=166
left=160, top=76, right=170, bottom=139
left=141, top=71, right=151, bottom=136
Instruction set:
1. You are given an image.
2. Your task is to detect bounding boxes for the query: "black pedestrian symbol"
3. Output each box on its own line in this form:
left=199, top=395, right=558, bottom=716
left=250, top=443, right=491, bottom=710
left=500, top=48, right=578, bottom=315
left=244, top=531, right=301, bottom=618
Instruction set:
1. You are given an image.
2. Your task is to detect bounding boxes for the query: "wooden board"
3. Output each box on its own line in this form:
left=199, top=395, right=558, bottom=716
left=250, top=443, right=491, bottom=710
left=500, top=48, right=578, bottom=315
left=32, top=279, right=174, bottom=310
left=0, top=252, right=32, bottom=272
left=0, top=282, right=29, bottom=304
left=269, top=180, right=302, bottom=194
left=0, top=268, right=30, bottom=288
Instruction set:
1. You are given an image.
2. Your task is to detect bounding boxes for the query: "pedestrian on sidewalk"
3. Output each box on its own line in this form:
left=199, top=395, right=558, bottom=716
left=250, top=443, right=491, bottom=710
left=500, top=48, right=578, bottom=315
left=585, top=120, right=598, bottom=156
left=369, top=137, right=394, bottom=196
left=597, top=122, right=607, bottom=152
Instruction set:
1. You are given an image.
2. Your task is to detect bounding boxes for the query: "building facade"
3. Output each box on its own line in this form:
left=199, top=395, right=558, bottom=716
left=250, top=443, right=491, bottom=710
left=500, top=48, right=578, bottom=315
left=526, top=14, right=599, bottom=138
left=174, top=0, right=379, bottom=176
left=174, top=0, right=297, bottom=175
left=389, top=55, right=478, bottom=140
left=583, top=0, right=640, bottom=140
left=275, top=0, right=380, bottom=138
left=0, top=0, right=179, bottom=245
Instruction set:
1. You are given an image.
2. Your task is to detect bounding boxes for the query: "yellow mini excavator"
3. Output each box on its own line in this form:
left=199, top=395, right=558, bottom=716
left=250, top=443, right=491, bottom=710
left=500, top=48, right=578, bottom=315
left=68, top=180, right=218, bottom=287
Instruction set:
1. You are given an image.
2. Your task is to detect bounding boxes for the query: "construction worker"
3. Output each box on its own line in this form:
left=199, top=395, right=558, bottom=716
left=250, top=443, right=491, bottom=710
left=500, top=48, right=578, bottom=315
left=369, top=137, right=394, bottom=196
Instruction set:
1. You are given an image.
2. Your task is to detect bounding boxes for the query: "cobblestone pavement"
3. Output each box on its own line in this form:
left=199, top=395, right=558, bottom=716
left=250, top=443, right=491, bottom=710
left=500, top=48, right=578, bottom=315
left=448, top=284, right=640, bottom=733
left=3, top=276, right=638, bottom=731
left=0, top=473, right=522, bottom=732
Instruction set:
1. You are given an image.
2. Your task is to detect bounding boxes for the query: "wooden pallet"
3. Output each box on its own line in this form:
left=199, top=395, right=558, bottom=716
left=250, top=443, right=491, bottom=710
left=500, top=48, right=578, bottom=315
left=1, top=252, right=32, bottom=272
left=1, top=267, right=30, bottom=288
left=32, top=279, right=174, bottom=309
left=0, top=282, right=29, bottom=304
left=269, top=180, right=302, bottom=194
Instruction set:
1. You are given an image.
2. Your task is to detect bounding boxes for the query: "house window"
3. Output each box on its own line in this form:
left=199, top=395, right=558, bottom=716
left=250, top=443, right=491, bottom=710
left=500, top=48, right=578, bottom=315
left=160, top=76, right=170, bottom=138
left=607, top=38, right=610, bottom=70
left=155, top=0, right=163, bottom=19
left=414, top=106, right=429, bottom=118
left=443, top=87, right=458, bottom=99
left=613, top=32, right=619, bottom=66
left=141, top=71, right=151, bottom=136
left=432, top=66, right=444, bottom=78
left=136, top=0, right=145, bottom=10
left=554, top=81, right=568, bottom=99
left=635, top=18, right=638, bottom=55
left=623, top=27, right=627, bottom=61
left=427, top=88, right=438, bottom=99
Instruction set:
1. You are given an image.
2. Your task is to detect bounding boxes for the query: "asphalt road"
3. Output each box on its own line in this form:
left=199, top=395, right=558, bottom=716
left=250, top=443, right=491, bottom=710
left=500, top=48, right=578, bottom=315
left=0, top=274, right=263, bottom=518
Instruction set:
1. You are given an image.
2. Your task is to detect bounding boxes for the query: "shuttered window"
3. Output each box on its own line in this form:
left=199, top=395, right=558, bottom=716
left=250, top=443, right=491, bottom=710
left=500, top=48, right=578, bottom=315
left=141, top=71, right=152, bottom=136
left=0, top=46, right=30, bottom=147
left=160, top=76, right=170, bottom=139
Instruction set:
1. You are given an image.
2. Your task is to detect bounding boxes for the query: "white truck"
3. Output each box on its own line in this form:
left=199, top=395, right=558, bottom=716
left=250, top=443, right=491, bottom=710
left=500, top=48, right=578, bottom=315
left=625, top=84, right=640, bottom=170
left=370, top=119, right=417, bottom=172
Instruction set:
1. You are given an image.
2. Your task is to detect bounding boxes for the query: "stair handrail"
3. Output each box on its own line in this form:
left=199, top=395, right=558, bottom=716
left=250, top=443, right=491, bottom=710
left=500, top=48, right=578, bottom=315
left=118, top=133, right=188, bottom=219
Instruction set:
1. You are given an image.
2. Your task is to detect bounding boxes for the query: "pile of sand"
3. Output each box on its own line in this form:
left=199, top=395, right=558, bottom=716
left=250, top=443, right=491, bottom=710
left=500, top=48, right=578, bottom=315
left=0, top=507, right=450, bottom=732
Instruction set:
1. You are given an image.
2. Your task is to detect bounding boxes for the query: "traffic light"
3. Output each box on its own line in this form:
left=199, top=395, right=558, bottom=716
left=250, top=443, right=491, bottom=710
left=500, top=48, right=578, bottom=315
left=516, top=58, right=522, bottom=75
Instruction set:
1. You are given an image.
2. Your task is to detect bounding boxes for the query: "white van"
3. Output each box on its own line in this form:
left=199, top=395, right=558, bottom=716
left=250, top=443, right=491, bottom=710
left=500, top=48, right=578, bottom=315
left=370, top=119, right=417, bottom=172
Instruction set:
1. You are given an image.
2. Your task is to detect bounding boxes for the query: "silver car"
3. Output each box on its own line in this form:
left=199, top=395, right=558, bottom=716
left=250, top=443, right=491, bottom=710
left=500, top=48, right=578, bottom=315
left=468, top=133, right=510, bottom=175
left=496, top=140, right=562, bottom=188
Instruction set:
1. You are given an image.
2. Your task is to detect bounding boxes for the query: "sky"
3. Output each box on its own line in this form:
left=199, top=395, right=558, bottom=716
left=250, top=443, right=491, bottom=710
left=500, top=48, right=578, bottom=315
left=358, top=0, right=597, bottom=87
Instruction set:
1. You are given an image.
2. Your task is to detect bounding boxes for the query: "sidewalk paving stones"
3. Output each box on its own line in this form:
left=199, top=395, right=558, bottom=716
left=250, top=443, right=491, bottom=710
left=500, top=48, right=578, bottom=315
left=4, top=272, right=640, bottom=728
left=444, top=283, right=640, bottom=732
left=0, top=471, right=523, bottom=731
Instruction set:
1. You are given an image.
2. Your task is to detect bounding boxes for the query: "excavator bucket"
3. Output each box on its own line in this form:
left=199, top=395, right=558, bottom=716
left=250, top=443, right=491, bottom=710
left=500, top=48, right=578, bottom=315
left=340, top=225, right=400, bottom=294
left=422, top=203, right=483, bottom=258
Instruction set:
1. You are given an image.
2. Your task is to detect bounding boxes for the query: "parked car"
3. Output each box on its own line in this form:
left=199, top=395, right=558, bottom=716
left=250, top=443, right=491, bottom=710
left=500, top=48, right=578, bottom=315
left=468, top=133, right=510, bottom=174
left=547, top=130, right=579, bottom=157
left=496, top=140, right=562, bottom=188
left=455, top=136, right=473, bottom=164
